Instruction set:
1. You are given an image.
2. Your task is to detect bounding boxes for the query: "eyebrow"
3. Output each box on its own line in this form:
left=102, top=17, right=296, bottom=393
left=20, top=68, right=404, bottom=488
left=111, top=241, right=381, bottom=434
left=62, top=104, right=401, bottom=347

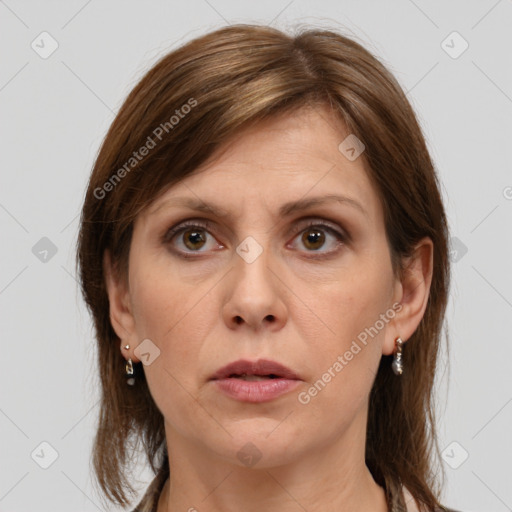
left=149, top=194, right=367, bottom=218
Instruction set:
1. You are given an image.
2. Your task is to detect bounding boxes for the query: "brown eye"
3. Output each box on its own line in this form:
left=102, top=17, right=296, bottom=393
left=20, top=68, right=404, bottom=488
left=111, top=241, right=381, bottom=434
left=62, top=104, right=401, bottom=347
left=301, top=228, right=326, bottom=250
left=182, top=228, right=207, bottom=250
left=164, top=220, right=221, bottom=255
left=288, top=221, right=346, bottom=257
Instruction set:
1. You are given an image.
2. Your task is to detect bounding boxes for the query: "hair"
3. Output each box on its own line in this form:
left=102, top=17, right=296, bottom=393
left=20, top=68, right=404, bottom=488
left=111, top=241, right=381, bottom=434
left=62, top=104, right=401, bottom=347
left=76, top=23, right=450, bottom=511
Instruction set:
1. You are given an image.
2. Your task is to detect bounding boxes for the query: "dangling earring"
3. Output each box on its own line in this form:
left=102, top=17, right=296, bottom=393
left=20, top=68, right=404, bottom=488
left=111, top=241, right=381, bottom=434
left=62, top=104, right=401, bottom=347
left=123, top=344, right=136, bottom=386
left=391, top=337, right=404, bottom=375
left=125, top=358, right=135, bottom=386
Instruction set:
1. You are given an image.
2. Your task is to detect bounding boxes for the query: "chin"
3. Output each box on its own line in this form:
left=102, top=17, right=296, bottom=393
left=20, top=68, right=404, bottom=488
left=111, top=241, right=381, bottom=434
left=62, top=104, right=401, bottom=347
left=207, top=425, right=308, bottom=469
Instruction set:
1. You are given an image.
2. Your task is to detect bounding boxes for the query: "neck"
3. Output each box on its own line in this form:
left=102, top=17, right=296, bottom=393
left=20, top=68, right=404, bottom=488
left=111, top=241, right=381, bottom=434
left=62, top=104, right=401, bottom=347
left=158, top=468, right=388, bottom=512
left=157, top=420, right=390, bottom=512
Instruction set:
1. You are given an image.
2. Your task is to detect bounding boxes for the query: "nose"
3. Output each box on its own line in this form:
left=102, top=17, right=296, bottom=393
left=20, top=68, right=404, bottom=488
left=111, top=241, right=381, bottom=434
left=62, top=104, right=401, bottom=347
left=222, top=244, right=288, bottom=332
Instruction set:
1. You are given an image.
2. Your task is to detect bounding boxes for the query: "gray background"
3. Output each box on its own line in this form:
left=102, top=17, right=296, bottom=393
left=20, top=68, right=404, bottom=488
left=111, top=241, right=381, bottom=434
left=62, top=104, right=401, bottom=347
left=1, top=1, right=511, bottom=511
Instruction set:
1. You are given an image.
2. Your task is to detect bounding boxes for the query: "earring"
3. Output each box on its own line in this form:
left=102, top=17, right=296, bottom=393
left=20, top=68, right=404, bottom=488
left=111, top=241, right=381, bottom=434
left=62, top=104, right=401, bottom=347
left=391, top=337, right=404, bottom=376
left=125, top=358, right=135, bottom=386
left=123, top=344, right=136, bottom=386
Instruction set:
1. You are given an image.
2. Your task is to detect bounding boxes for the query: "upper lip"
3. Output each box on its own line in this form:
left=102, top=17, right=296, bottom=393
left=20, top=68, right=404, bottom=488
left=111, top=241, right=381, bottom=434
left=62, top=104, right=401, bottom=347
left=210, top=358, right=301, bottom=380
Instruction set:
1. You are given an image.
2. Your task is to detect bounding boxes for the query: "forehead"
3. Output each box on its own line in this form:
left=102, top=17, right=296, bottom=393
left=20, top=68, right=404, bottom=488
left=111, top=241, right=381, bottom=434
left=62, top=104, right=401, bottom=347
left=144, top=106, right=380, bottom=222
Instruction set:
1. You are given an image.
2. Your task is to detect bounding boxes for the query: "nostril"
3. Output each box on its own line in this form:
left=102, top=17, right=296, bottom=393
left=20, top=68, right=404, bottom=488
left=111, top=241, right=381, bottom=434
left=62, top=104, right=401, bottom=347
left=235, top=316, right=243, bottom=325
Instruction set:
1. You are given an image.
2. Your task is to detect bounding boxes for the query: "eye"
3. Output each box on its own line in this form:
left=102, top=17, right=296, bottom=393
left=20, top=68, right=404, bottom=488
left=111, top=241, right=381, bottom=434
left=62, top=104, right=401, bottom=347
left=288, top=220, right=346, bottom=256
left=163, top=218, right=347, bottom=258
left=163, top=220, right=222, bottom=256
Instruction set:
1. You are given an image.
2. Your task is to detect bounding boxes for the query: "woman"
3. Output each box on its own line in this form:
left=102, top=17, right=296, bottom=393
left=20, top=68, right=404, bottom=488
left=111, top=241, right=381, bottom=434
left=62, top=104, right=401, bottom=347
left=76, top=24, right=460, bottom=512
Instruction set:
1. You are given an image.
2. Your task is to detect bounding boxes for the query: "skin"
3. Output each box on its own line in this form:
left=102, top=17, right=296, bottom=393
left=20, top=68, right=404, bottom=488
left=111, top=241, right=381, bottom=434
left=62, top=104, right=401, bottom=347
left=104, top=104, right=433, bottom=512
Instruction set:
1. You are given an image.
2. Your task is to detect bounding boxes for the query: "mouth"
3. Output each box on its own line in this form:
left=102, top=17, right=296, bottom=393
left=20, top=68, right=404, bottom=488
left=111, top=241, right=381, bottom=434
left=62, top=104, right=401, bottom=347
left=210, top=358, right=301, bottom=381
left=209, top=358, right=301, bottom=403
left=227, top=374, right=282, bottom=381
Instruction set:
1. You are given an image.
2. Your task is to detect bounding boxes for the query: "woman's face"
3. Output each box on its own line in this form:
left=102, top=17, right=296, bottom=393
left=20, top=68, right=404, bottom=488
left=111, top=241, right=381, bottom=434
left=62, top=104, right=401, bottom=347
left=108, top=105, right=410, bottom=468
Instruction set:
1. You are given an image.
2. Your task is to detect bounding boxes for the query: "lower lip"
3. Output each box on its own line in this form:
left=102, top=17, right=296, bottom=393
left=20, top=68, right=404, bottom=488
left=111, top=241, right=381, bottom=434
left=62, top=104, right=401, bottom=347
left=211, top=378, right=301, bottom=403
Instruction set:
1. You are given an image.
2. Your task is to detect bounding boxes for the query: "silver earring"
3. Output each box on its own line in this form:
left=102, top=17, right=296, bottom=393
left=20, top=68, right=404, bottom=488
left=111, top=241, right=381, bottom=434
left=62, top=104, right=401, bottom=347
left=125, top=358, right=135, bottom=386
left=391, top=337, right=404, bottom=376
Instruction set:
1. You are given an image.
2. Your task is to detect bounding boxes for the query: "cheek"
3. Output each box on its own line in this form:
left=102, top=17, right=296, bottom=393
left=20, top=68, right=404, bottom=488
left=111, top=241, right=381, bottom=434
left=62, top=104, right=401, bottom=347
left=293, top=273, right=391, bottom=428
left=292, top=255, right=393, bottom=404
left=300, top=255, right=392, bottom=344
left=129, top=257, right=220, bottom=376
left=129, top=250, right=206, bottom=338
left=130, top=267, right=218, bottom=430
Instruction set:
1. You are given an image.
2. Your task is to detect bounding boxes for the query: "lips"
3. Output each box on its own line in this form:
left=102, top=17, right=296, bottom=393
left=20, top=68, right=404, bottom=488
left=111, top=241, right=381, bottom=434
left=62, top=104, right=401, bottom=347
left=210, top=358, right=301, bottom=381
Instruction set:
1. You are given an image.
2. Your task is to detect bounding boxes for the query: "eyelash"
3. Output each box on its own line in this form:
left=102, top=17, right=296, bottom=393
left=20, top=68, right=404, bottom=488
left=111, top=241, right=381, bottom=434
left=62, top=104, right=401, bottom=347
left=163, top=218, right=347, bottom=259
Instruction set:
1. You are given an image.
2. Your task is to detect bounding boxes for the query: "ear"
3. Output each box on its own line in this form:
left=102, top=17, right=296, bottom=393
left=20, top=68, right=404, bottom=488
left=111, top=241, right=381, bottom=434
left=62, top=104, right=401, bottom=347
left=382, top=237, right=434, bottom=355
left=103, top=249, right=140, bottom=362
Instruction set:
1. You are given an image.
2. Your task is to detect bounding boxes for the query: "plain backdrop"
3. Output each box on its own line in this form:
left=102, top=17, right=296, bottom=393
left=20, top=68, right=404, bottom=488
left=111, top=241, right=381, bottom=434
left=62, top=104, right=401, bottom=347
left=1, top=1, right=511, bottom=511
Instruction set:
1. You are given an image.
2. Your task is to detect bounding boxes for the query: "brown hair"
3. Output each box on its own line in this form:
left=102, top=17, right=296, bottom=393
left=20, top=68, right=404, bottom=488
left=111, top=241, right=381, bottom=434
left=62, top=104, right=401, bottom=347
left=76, top=23, right=450, bottom=511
